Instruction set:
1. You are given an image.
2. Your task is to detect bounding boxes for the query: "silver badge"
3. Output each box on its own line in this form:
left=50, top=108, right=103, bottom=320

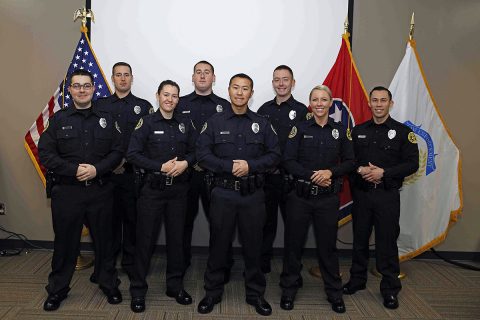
left=99, top=118, right=107, bottom=128
left=179, top=123, right=185, bottom=133
left=388, top=129, right=396, bottom=139
left=289, top=110, right=296, bottom=120
left=216, top=104, right=223, bottom=112
left=134, top=105, right=141, bottom=114
left=332, top=128, right=339, bottom=139
left=252, top=122, right=260, bottom=134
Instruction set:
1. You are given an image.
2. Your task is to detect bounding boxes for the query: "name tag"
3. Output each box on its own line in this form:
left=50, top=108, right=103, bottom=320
left=303, top=135, right=313, bottom=139
left=220, top=131, right=230, bottom=135
left=154, top=131, right=164, bottom=134
left=358, top=135, right=366, bottom=139
left=62, top=126, right=73, bottom=130
left=182, top=110, right=191, bottom=114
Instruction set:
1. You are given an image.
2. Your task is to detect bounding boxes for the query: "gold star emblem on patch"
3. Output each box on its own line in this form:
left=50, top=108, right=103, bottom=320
left=288, top=126, right=297, bottom=138
left=408, top=132, right=417, bottom=144
left=135, top=118, right=143, bottom=130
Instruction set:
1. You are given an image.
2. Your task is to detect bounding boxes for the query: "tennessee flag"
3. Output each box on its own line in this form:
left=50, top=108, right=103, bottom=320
left=389, top=39, right=462, bottom=261
left=323, top=33, right=372, bottom=225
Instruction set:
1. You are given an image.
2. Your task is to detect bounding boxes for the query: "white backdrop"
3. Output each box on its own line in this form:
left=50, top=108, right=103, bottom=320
left=91, top=0, right=349, bottom=247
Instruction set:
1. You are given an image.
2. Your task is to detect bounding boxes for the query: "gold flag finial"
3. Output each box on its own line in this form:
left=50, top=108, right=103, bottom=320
left=409, top=12, right=415, bottom=40
left=73, top=7, right=94, bottom=33
left=344, top=16, right=349, bottom=36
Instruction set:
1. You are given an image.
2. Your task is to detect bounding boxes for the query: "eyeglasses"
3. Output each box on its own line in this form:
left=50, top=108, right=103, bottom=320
left=70, top=83, right=93, bottom=90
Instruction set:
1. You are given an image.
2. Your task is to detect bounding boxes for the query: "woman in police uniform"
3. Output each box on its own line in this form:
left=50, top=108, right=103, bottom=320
left=279, top=85, right=354, bottom=314
left=126, top=80, right=196, bottom=313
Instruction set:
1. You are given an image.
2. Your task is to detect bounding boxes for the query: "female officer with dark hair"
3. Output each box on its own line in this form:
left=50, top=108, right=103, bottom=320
left=279, top=85, right=354, bottom=314
left=127, top=80, right=196, bottom=313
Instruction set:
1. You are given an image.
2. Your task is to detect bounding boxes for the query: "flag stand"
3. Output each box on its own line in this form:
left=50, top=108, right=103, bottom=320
left=370, top=268, right=406, bottom=280
left=76, top=254, right=94, bottom=270
left=309, top=267, right=343, bottom=279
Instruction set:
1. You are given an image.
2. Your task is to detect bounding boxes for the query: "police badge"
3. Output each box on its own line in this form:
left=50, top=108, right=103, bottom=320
left=134, top=105, right=141, bottom=114
left=179, top=123, right=185, bottom=133
left=251, top=122, right=260, bottom=133
left=289, top=110, right=296, bottom=120
left=216, top=104, right=223, bottom=112
left=388, top=129, right=396, bottom=139
left=99, top=118, right=107, bottom=128
left=332, top=128, right=339, bottom=139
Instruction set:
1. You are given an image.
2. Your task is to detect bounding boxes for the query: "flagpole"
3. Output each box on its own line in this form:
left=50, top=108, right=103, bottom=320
left=73, top=7, right=95, bottom=271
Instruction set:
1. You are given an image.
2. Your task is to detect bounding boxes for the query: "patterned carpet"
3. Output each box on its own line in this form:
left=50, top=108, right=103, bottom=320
left=0, top=250, right=479, bottom=319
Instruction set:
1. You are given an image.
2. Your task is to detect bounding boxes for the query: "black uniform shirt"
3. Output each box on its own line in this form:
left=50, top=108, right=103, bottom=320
left=38, top=103, right=123, bottom=177
left=351, top=116, right=419, bottom=182
left=283, top=117, right=355, bottom=180
left=196, top=106, right=281, bottom=174
left=127, top=111, right=196, bottom=171
left=257, top=95, right=308, bottom=153
left=96, top=92, right=153, bottom=152
left=175, top=91, right=230, bottom=130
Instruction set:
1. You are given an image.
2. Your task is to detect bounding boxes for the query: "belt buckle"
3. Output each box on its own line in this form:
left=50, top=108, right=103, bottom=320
left=374, top=183, right=377, bottom=189
left=311, top=185, right=318, bottom=196
left=85, top=179, right=92, bottom=187
left=165, top=176, right=173, bottom=186
left=234, top=180, right=240, bottom=191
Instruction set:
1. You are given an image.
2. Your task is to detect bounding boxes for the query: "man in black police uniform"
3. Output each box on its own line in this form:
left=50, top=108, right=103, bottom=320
left=94, top=62, right=153, bottom=280
left=196, top=74, right=280, bottom=316
left=280, top=85, right=354, bottom=313
left=127, top=80, right=196, bottom=313
left=175, top=60, right=230, bottom=271
left=257, top=65, right=307, bottom=273
left=343, top=86, right=419, bottom=310
left=38, top=69, right=123, bottom=311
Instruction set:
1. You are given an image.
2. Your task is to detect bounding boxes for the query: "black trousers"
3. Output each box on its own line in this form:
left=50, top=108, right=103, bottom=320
left=110, top=172, right=137, bottom=276
left=349, top=187, right=402, bottom=296
left=129, top=183, right=188, bottom=298
left=261, top=173, right=287, bottom=269
left=47, top=183, right=119, bottom=296
left=204, top=187, right=266, bottom=299
left=183, top=170, right=210, bottom=268
left=280, top=192, right=342, bottom=299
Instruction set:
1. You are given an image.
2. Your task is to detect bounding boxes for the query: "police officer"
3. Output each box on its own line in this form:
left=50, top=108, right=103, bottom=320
left=95, top=62, right=153, bottom=280
left=257, top=65, right=307, bottom=273
left=279, top=85, right=354, bottom=314
left=127, top=80, right=196, bottom=313
left=343, top=86, right=419, bottom=310
left=196, top=73, right=280, bottom=316
left=175, top=60, right=230, bottom=271
left=38, top=69, right=123, bottom=311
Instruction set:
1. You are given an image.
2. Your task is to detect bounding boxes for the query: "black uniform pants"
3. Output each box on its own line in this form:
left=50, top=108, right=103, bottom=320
left=129, top=183, right=187, bottom=298
left=47, top=183, right=119, bottom=296
left=111, top=172, right=137, bottom=275
left=280, top=192, right=342, bottom=299
left=349, top=187, right=402, bottom=297
left=261, top=173, right=287, bottom=270
left=204, top=187, right=266, bottom=299
left=183, top=170, right=210, bottom=268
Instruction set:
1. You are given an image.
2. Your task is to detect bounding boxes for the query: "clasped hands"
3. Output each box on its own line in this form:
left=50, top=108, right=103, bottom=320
left=358, top=162, right=384, bottom=184
left=161, top=157, right=188, bottom=177
left=76, top=164, right=97, bottom=181
left=311, top=169, right=333, bottom=187
left=232, top=160, right=249, bottom=177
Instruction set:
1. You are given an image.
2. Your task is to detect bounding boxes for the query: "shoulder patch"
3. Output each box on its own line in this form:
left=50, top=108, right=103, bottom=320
left=306, top=112, right=313, bottom=120
left=149, top=107, right=155, bottom=114
left=408, top=132, right=417, bottom=144
left=190, top=119, right=196, bottom=130
left=200, top=122, right=207, bottom=134
left=115, top=121, right=121, bottom=133
left=346, top=128, right=352, bottom=141
left=270, top=124, right=277, bottom=135
left=288, top=126, right=297, bottom=139
left=135, top=118, right=143, bottom=130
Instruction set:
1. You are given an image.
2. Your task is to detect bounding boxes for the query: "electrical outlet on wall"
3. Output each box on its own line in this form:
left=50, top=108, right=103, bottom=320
left=0, top=203, right=5, bottom=215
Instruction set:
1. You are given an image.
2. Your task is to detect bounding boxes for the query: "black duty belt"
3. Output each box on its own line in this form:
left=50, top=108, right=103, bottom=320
left=214, top=177, right=241, bottom=191
left=294, top=179, right=336, bottom=199
left=361, top=181, right=386, bottom=190
left=56, top=175, right=109, bottom=187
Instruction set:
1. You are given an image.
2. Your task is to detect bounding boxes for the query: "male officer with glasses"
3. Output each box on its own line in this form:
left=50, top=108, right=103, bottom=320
left=38, top=69, right=123, bottom=311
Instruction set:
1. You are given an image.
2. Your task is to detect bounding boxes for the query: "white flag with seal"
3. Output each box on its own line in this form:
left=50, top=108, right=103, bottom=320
left=389, top=40, right=463, bottom=261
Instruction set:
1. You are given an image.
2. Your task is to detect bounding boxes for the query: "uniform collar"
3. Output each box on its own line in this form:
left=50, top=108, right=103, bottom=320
left=111, top=91, right=135, bottom=104
left=224, top=104, right=255, bottom=120
left=366, top=115, right=394, bottom=129
left=187, top=91, right=217, bottom=102
left=266, top=95, right=298, bottom=108
left=152, top=110, right=181, bottom=123
left=305, top=116, right=335, bottom=128
left=65, top=102, right=103, bottom=117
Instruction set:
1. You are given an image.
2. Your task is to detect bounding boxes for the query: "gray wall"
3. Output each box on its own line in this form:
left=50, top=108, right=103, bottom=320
left=0, top=0, right=479, bottom=253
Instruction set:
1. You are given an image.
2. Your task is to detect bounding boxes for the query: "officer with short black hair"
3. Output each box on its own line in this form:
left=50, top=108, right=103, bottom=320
left=343, top=86, right=419, bottom=310
left=39, top=69, right=123, bottom=311
left=127, top=80, right=196, bottom=313
left=196, top=73, right=280, bottom=316
left=280, top=85, right=354, bottom=314
left=95, top=62, right=153, bottom=280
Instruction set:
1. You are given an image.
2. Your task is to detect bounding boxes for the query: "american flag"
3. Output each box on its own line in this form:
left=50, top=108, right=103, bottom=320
left=24, top=31, right=111, bottom=184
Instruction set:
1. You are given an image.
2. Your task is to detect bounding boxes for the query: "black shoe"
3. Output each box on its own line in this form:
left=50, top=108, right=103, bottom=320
left=166, top=289, right=192, bottom=305
left=105, top=288, right=123, bottom=305
left=327, top=297, right=346, bottom=314
left=89, top=273, right=97, bottom=284
left=261, top=264, right=271, bottom=274
left=383, top=295, right=399, bottom=309
left=246, top=296, right=272, bottom=316
left=130, top=296, right=145, bottom=313
left=280, top=296, right=294, bottom=311
left=197, top=296, right=221, bottom=314
left=342, top=282, right=366, bottom=295
left=43, top=294, right=67, bottom=311
left=224, top=268, right=232, bottom=284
